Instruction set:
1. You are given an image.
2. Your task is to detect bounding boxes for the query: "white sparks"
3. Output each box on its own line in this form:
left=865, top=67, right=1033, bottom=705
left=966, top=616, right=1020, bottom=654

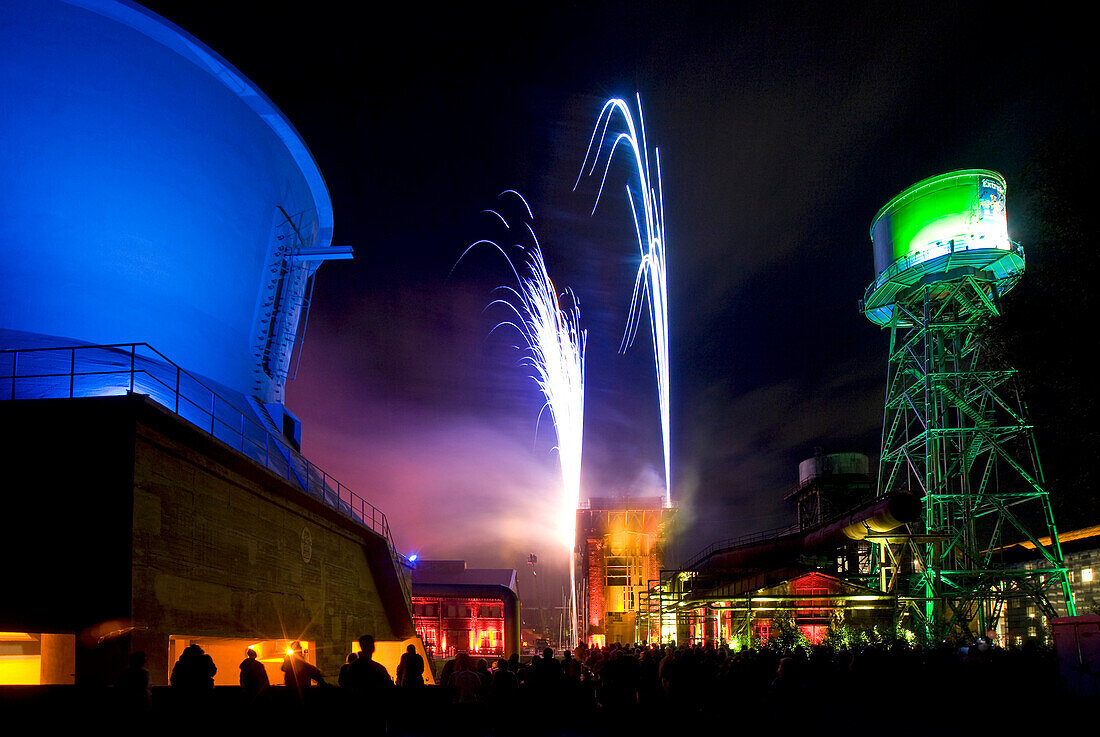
left=575, top=94, right=671, bottom=508
left=459, top=191, right=586, bottom=647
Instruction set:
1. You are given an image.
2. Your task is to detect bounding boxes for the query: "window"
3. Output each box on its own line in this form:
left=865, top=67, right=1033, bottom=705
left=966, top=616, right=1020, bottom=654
left=418, top=627, right=439, bottom=650
left=1083, top=568, right=1094, bottom=583
left=606, top=556, right=630, bottom=587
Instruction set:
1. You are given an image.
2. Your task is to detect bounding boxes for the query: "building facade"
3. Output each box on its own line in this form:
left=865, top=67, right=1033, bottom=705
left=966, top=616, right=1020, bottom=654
left=575, top=498, right=674, bottom=647
left=1000, top=526, right=1100, bottom=646
left=411, top=561, right=521, bottom=660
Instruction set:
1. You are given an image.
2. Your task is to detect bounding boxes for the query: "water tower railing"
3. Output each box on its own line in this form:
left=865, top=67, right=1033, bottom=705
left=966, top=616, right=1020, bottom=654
left=0, top=342, right=410, bottom=601
left=862, top=239, right=1023, bottom=308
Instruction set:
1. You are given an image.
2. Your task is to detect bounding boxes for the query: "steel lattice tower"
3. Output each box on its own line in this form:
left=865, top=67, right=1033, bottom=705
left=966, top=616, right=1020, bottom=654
left=862, top=170, right=1075, bottom=641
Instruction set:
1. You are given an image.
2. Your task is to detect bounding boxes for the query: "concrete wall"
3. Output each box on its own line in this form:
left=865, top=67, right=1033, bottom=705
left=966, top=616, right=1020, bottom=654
left=130, top=397, right=405, bottom=683
left=1, top=395, right=411, bottom=685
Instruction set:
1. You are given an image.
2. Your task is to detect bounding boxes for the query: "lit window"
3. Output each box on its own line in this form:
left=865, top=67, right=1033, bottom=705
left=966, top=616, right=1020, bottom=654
left=1083, top=568, right=1094, bottom=583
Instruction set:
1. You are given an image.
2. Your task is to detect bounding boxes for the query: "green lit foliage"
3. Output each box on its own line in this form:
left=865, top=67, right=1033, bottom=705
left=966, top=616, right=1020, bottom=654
left=821, top=610, right=906, bottom=651
left=769, top=612, right=810, bottom=653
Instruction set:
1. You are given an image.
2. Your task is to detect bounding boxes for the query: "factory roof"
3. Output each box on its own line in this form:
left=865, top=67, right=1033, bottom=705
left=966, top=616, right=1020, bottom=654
left=411, top=560, right=518, bottom=592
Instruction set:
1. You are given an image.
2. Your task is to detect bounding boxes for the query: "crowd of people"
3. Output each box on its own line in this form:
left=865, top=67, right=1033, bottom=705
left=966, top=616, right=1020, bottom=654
left=87, top=635, right=1068, bottom=733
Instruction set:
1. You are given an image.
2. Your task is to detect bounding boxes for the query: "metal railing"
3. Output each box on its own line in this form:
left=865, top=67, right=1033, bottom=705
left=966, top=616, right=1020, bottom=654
left=1, top=342, right=410, bottom=601
left=681, top=523, right=801, bottom=571
left=863, top=239, right=1024, bottom=307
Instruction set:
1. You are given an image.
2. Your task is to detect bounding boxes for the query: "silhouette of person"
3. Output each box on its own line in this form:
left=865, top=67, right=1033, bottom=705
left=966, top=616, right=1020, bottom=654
left=345, top=634, right=393, bottom=693
left=397, top=644, right=425, bottom=687
left=239, top=647, right=269, bottom=701
left=489, top=657, right=519, bottom=703
left=338, top=651, right=358, bottom=687
left=533, top=647, right=562, bottom=691
left=446, top=652, right=482, bottom=703
left=282, top=641, right=326, bottom=698
left=170, top=643, right=216, bottom=690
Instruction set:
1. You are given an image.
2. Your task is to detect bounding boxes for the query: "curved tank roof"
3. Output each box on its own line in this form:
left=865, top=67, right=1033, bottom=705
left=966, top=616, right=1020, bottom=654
left=0, top=0, right=342, bottom=402
left=862, top=170, right=1023, bottom=327
left=798, top=453, right=870, bottom=486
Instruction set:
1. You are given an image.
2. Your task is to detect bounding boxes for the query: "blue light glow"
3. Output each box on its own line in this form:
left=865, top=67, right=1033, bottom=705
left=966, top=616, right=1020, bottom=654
left=0, top=0, right=341, bottom=405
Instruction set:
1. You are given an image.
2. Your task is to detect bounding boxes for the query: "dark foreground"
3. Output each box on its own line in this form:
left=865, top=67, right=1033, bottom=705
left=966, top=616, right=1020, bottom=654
left=1, top=644, right=1093, bottom=735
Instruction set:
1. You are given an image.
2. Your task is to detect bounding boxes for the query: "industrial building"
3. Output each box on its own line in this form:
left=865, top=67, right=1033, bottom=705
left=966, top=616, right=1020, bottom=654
left=0, top=0, right=417, bottom=686
left=575, top=497, right=675, bottom=646
left=410, top=560, right=521, bottom=660
left=642, top=453, right=909, bottom=646
left=999, top=525, right=1100, bottom=644
left=643, top=171, right=1079, bottom=647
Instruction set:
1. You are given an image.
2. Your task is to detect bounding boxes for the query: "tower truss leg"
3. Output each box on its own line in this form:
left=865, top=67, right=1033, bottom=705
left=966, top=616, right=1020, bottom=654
left=876, top=275, right=1075, bottom=641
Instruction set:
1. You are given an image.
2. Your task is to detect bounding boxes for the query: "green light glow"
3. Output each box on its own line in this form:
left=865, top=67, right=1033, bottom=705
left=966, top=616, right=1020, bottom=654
left=871, top=169, right=1009, bottom=275
left=862, top=170, right=1023, bottom=327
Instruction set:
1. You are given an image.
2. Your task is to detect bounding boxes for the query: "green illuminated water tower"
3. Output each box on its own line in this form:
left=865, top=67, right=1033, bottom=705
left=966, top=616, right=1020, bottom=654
left=861, top=170, right=1075, bottom=641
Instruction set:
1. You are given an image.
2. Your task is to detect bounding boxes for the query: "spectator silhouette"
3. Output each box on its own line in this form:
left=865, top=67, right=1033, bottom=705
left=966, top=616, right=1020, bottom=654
left=338, top=651, right=358, bottom=687
left=397, top=643, right=425, bottom=687
left=344, top=634, right=393, bottom=695
left=490, top=657, right=519, bottom=702
left=282, top=640, right=326, bottom=699
left=533, top=647, right=561, bottom=692
left=170, top=643, right=216, bottom=691
left=446, top=652, right=482, bottom=703
left=239, top=647, right=269, bottom=701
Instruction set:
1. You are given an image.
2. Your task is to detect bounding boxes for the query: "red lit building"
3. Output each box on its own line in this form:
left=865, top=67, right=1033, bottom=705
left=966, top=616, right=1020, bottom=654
left=680, top=571, right=895, bottom=646
left=411, top=560, right=521, bottom=659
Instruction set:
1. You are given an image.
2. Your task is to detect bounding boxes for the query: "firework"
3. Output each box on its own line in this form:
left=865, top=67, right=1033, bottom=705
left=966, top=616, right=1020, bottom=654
left=458, top=191, right=585, bottom=647
left=576, top=94, right=671, bottom=508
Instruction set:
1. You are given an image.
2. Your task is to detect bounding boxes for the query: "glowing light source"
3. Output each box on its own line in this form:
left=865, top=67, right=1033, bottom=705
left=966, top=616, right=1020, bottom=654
left=458, top=191, right=586, bottom=648
left=575, top=94, right=671, bottom=508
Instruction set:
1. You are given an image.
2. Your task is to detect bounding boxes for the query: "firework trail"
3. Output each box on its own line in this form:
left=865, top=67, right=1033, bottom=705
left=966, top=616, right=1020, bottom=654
left=456, top=190, right=586, bottom=647
left=575, top=94, right=671, bottom=508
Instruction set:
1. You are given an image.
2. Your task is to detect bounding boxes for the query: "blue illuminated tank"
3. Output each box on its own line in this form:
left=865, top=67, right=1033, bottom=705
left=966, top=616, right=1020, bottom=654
left=0, top=0, right=349, bottom=420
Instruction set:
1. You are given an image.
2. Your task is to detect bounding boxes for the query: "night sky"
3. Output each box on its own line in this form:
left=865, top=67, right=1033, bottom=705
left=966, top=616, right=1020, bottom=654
left=143, top=1, right=1097, bottom=597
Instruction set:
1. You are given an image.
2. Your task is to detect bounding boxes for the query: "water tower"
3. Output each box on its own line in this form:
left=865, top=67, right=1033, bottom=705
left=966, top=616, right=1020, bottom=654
left=861, top=170, right=1075, bottom=640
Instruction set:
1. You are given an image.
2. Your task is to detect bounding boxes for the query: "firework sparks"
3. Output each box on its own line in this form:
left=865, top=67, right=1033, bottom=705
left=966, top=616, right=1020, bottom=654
left=457, top=191, right=586, bottom=646
left=575, top=94, right=671, bottom=508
